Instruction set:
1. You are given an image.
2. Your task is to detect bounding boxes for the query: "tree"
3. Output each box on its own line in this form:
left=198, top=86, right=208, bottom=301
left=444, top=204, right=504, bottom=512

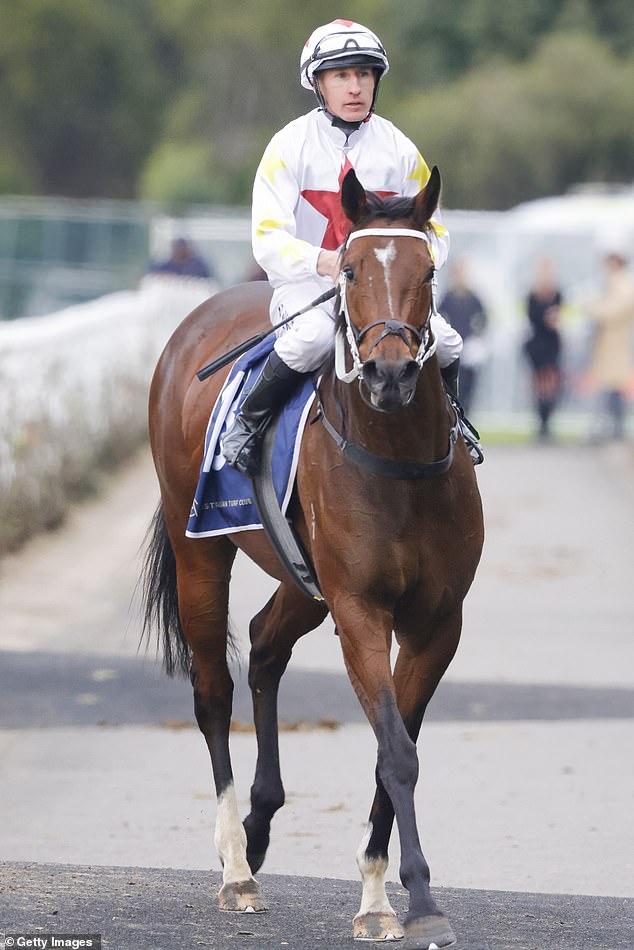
left=378, top=0, right=634, bottom=97
left=0, top=0, right=177, bottom=196
left=392, top=32, right=634, bottom=209
left=1, top=0, right=633, bottom=204
left=139, top=0, right=333, bottom=202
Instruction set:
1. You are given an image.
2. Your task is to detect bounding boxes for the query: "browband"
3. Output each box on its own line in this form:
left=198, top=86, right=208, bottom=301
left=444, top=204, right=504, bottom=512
left=345, top=227, right=431, bottom=247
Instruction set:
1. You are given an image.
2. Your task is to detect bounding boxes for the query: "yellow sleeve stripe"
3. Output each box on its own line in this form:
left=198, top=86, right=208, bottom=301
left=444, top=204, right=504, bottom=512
left=430, top=220, right=448, bottom=237
left=408, top=153, right=447, bottom=237
left=255, top=218, right=285, bottom=238
left=280, top=236, right=309, bottom=264
left=408, top=152, right=431, bottom=189
left=258, top=143, right=286, bottom=185
left=254, top=221, right=308, bottom=264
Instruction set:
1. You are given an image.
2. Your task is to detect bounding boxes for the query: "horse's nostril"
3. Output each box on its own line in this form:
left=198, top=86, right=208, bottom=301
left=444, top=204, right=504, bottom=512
left=399, top=360, right=420, bottom=388
left=364, top=358, right=419, bottom=394
left=363, top=360, right=380, bottom=384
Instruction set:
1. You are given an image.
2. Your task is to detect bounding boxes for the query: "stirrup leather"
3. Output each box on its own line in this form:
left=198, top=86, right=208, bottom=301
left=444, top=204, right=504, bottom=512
left=447, top=393, right=484, bottom=466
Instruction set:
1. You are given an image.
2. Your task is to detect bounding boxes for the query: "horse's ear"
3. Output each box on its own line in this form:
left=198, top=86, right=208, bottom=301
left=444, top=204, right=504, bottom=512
left=341, top=168, right=368, bottom=224
left=412, top=166, right=441, bottom=229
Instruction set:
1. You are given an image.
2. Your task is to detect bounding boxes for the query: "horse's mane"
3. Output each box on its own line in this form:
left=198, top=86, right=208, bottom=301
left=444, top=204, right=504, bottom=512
left=358, top=191, right=418, bottom=225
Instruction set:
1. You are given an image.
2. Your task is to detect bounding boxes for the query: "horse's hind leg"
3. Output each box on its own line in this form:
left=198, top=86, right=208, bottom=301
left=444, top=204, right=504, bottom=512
left=354, top=612, right=462, bottom=948
left=244, top=582, right=328, bottom=873
left=173, top=533, right=266, bottom=913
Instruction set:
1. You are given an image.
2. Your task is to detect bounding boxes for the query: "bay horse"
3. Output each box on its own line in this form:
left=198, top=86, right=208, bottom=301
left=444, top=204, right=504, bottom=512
left=142, top=167, right=484, bottom=948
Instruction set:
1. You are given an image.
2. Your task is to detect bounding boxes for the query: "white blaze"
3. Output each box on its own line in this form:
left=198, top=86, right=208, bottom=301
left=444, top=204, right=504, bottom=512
left=374, top=240, right=397, bottom=320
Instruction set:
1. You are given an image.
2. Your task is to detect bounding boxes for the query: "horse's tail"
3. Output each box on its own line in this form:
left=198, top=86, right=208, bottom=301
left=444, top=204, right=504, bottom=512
left=140, top=502, right=191, bottom=678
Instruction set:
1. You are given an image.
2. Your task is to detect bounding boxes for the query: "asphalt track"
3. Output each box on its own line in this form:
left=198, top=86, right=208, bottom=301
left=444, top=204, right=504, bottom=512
left=1, top=649, right=634, bottom=729
left=2, top=862, right=631, bottom=949
left=1, top=442, right=633, bottom=949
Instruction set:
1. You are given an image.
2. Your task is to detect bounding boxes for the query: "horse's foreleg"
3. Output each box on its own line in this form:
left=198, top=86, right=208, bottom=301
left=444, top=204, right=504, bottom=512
left=337, top=605, right=459, bottom=949
left=353, top=794, right=404, bottom=941
left=355, top=613, right=463, bottom=948
left=353, top=778, right=403, bottom=940
left=244, top=585, right=328, bottom=873
left=334, top=610, right=414, bottom=942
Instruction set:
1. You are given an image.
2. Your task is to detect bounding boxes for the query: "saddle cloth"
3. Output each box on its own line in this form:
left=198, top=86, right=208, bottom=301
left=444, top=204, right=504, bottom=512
left=186, top=338, right=315, bottom=538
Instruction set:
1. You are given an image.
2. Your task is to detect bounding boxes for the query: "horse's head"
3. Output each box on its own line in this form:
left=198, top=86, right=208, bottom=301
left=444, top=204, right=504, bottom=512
left=337, top=167, right=441, bottom=412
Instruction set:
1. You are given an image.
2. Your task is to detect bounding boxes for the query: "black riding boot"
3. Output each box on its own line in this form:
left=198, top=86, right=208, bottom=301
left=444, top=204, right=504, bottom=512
left=441, top=358, right=484, bottom=465
left=221, top=351, right=304, bottom=476
left=440, top=358, right=461, bottom=403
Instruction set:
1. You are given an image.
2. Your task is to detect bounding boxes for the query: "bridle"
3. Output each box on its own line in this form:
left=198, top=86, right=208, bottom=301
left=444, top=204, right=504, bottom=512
left=317, top=225, right=459, bottom=480
left=335, top=227, right=438, bottom=384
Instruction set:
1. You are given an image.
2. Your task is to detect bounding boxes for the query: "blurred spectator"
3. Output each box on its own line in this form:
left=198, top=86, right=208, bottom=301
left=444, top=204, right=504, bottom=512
left=149, top=238, right=214, bottom=279
left=439, top=259, right=488, bottom=414
left=523, top=258, right=563, bottom=441
left=586, top=244, right=634, bottom=441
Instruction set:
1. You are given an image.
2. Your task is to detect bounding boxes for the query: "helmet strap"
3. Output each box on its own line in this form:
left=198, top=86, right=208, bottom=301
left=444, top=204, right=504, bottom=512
left=369, top=72, right=381, bottom=113
left=313, top=75, right=327, bottom=112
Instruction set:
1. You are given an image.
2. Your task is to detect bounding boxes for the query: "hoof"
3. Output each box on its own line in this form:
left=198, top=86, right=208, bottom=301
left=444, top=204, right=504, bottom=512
left=404, top=914, right=456, bottom=949
left=218, top=878, right=266, bottom=913
left=353, top=911, right=405, bottom=941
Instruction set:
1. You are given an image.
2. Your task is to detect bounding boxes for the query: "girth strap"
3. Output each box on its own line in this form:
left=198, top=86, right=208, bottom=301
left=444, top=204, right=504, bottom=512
left=251, top=414, right=324, bottom=601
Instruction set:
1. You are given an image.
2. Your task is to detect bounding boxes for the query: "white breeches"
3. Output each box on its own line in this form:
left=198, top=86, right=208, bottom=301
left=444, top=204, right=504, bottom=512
left=270, top=280, right=462, bottom=373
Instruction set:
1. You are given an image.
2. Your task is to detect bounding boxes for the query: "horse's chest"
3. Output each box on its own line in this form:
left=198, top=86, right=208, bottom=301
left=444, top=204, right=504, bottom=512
left=314, top=506, right=450, bottom=600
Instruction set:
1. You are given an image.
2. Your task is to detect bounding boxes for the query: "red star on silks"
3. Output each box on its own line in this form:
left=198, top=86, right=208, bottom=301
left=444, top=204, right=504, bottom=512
left=301, top=158, right=397, bottom=250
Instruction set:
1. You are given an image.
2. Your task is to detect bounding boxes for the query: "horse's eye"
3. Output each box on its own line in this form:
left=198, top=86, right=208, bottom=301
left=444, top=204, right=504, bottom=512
left=424, top=267, right=435, bottom=284
left=342, top=265, right=355, bottom=281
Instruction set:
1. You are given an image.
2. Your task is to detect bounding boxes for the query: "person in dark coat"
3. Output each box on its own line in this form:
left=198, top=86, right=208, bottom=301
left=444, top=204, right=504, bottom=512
left=439, top=259, right=488, bottom=415
left=523, top=258, right=563, bottom=441
left=149, top=238, right=214, bottom=279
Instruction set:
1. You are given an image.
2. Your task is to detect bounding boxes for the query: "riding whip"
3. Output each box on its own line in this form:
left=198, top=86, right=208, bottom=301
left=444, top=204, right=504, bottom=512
left=196, top=287, right=337, bottom=381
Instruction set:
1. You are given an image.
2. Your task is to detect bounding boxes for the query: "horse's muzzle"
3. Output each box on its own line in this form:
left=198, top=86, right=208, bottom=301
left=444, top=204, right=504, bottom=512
left=361, top=358, right=421, bottom=412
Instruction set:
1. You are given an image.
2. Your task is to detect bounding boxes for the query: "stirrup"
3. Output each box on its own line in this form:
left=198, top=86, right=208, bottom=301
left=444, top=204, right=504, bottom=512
left=221, top=418, right=268, bottom=476
left=447, top=394, right=484, bottom=466
left=459, top=421, right=485, bottom=465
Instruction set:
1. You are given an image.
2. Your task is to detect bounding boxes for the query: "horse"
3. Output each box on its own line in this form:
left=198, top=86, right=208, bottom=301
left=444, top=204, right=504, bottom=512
left=142, top=166, right=484, bottom=949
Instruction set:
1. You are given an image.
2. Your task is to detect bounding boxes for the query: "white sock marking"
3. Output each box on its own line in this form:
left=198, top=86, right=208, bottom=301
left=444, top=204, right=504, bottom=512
left=214, top=783, right=253, bottom=885
left=354, top=823, right=396, bottom=918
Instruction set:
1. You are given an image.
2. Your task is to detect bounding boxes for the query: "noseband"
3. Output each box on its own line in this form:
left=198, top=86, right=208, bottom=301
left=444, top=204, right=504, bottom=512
left=357, top=317, right=425, bottom=357
left=335, top=227, right=438, bottom=384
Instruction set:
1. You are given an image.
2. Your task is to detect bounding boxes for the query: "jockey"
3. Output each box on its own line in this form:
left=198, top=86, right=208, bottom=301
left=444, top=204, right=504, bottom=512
left=222, top=19, right=479, bottom=475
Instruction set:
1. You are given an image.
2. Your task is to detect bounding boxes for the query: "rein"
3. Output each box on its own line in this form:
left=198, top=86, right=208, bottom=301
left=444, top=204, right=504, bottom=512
left=319, top=225, right=458, bottom=480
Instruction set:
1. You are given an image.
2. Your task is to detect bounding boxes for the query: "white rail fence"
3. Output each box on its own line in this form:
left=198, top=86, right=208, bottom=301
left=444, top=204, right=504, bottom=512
left=0, top=277, right=212, bottom=552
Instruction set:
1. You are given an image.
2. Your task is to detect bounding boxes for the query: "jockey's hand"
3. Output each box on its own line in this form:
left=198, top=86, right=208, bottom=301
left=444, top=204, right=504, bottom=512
left=317, top=249, right=340, bottom=281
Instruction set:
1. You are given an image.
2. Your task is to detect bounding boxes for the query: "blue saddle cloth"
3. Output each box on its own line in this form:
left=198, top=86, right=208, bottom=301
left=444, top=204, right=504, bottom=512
left=186, top=338, right=315, bottom=538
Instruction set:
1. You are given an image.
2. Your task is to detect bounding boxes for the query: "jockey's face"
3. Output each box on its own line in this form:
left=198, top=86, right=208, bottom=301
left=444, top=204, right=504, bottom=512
left=317, top=66, right=376, bottom=122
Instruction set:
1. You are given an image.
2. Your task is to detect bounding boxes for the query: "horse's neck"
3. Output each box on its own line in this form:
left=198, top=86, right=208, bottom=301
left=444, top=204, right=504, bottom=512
left=329, top=360, right=451, bottom=462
